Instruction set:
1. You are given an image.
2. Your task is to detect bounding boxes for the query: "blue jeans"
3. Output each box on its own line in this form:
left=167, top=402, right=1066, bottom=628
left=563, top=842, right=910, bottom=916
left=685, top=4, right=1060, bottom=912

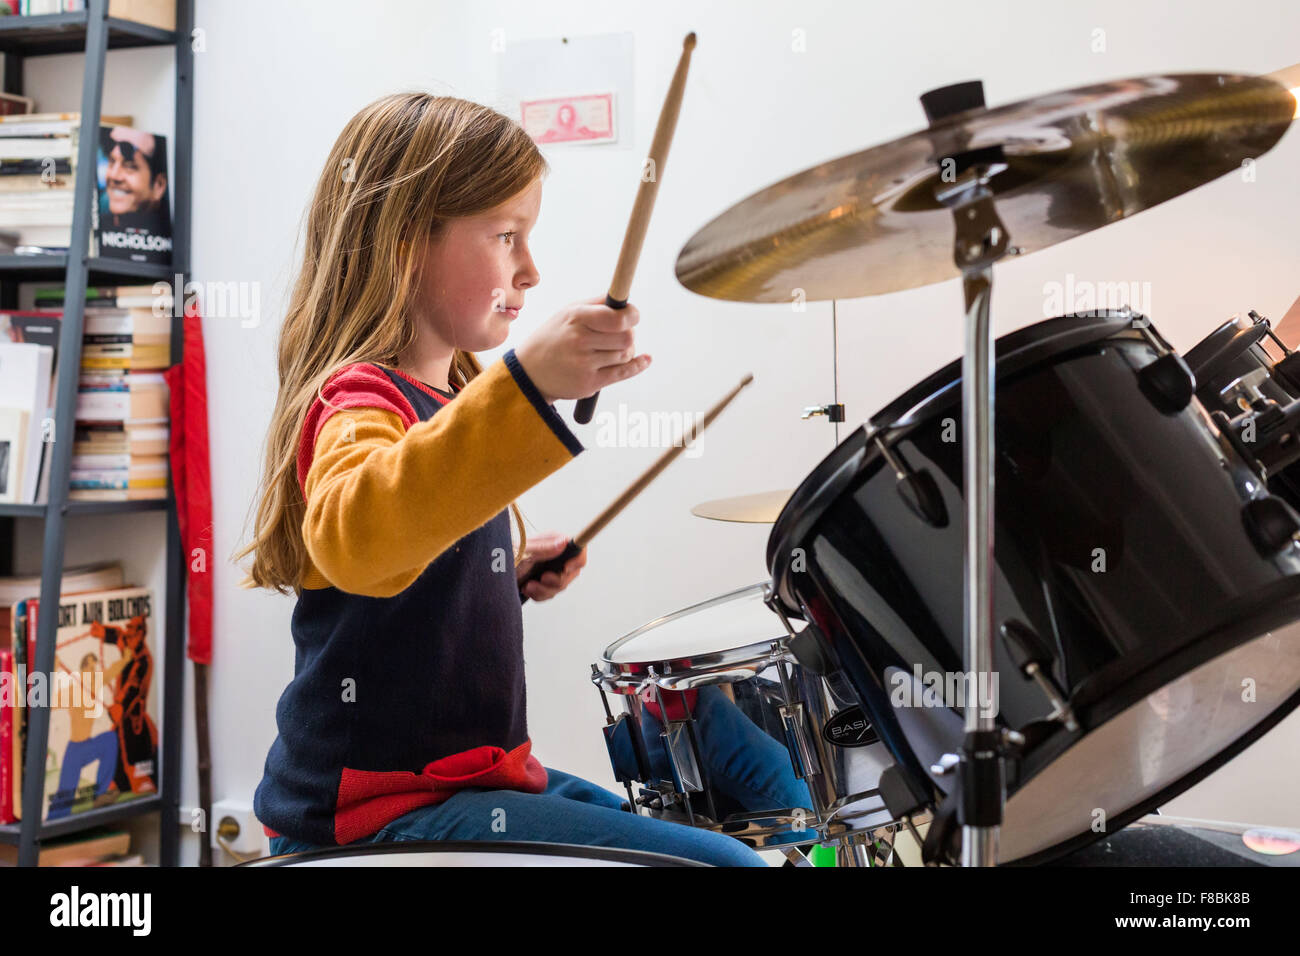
left=622, top=684, right=816, bottom=832
left=268, top=685, right=813, bottom=866
left=269, top=767, right=766, bottom=866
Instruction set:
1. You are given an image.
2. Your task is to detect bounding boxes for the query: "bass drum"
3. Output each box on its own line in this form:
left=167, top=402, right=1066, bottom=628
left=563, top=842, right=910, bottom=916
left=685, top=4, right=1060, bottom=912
left=767, top=311, right=1300, bottom=865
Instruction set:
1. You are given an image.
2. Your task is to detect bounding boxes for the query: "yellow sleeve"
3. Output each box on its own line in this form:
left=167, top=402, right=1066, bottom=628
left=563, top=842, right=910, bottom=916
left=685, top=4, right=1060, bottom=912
left=301, top=352, right=584, bottom=597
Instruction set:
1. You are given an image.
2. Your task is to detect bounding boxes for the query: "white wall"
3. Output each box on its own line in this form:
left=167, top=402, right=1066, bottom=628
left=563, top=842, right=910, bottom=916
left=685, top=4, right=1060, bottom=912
left=21, top=0, right=1300, bottom=863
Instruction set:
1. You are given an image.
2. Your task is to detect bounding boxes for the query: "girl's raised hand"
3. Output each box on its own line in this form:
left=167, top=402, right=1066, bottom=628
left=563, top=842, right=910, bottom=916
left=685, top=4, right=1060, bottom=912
left=514, top=296, right=652, bottom=404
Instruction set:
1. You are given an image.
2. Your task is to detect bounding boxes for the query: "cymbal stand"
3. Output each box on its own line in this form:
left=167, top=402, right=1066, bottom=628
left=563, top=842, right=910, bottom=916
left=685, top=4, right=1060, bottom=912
left=923, top=80, right=1013, bottom=866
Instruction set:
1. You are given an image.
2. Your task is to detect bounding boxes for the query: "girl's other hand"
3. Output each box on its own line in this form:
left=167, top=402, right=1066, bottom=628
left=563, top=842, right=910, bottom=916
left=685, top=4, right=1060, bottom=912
left=514, top=296, right=651, bottom=404
left=516, top=532, right=587, bottom=601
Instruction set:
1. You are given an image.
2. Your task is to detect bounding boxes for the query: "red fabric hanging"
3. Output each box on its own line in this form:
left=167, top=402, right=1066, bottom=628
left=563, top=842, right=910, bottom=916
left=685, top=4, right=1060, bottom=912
left=162, top=301, right=213, bottom=664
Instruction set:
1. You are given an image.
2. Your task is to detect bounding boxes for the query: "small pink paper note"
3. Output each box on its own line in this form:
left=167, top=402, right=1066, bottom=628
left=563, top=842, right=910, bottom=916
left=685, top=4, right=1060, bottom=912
left=522, top=93, right=616, bottom=144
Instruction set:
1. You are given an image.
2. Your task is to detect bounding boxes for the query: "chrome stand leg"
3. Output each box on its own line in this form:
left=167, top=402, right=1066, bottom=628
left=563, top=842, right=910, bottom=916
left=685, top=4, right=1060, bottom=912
left=936, top=160, right=1010, bottom=868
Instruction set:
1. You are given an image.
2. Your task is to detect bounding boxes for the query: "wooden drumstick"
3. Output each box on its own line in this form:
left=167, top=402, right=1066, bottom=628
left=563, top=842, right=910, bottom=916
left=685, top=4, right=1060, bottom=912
left=521, top=372, right=753, bottom=601
left=573, top=31, right=697, bottom=426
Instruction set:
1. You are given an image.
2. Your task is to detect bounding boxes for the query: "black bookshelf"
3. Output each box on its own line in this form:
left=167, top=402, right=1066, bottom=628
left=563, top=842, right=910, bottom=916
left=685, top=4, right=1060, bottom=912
left=0, top=10, right=173, bottom=55
left=0, top=0, right=191, bottom=867
left=0, top=253, right=177, bottom=283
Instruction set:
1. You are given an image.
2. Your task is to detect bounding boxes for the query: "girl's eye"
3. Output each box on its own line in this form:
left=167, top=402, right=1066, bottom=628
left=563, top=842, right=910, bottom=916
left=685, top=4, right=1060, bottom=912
left=498, top=231, right=516, bottom=246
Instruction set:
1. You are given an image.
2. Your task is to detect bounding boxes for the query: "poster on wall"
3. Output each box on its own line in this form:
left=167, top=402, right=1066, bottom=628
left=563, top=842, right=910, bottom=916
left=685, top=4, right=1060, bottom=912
left=495, top=32, right=634, bottom=150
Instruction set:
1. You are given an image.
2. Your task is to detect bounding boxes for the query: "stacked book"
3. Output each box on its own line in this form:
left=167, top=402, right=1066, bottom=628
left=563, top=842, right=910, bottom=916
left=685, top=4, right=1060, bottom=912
left=1, top=285, right=171, bottom=503
left=0, top=829, right=145, bottom=867
left=0, top=112, right=134, bottom=256
left=65, top=285, right=172, bottom=501
left=0, top=332, right=52, bottom=504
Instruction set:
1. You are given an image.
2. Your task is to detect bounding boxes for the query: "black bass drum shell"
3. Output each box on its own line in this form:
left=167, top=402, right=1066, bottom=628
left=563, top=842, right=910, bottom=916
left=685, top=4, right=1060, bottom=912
left=767, top=311, right=1300, bottom=864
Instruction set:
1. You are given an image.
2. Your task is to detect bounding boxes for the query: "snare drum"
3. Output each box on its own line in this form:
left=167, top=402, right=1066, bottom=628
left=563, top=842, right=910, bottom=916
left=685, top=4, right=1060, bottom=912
left=768, top=311, right=1300, bottom=865
left=239, top=841, right=705, bottom=867
left=592, top=583, right=899, bottom=851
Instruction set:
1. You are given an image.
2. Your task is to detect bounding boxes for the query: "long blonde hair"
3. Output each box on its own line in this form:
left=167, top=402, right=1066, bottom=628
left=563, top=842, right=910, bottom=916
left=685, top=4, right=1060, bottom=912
left=233, top=93, right=548, bottom=595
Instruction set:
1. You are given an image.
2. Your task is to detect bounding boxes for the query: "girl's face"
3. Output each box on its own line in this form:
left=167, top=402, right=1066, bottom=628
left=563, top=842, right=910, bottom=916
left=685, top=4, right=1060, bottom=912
left=410, top=177, right=542, bottom=354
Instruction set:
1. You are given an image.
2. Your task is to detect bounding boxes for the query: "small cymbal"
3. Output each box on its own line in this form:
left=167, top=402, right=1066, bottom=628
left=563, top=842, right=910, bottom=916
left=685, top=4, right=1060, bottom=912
left=676, top=72, right=1296, bottom=302
left=692, top=490, right=792, bottom=524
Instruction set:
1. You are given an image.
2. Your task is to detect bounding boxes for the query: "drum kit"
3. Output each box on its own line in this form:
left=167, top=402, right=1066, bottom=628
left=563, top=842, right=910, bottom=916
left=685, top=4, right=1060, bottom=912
left=582, top=48, right=1300, bottom=867
left=252, top=45, right=1300, bottom=869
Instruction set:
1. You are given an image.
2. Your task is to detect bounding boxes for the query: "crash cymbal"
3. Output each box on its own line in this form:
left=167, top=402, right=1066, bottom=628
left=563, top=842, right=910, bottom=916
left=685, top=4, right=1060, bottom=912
left=676, top=72, right=1298, bottom=302
left=691, top=489, right=792, bottom=523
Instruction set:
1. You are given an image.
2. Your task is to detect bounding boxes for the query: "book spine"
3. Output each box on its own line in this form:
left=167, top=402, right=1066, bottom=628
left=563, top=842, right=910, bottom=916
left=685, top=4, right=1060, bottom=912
left=12, top=601, right=25, bottom=819
left=0, top=649, right=13, bottom=825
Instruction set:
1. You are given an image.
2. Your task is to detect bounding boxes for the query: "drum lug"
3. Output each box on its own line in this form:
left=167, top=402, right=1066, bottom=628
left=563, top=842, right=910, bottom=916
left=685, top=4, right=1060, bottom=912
left=1138, top=352, right=1197, bottom=414
left=1000, top=619, right=1080, bottom=732
left=871, top=433, right=948, bottom=527
left=1124, top=309, right=1197, bottom=413
left=1211, top=409, right=1265, bottom=476
left=1241, top=493, right=1300, bottom=556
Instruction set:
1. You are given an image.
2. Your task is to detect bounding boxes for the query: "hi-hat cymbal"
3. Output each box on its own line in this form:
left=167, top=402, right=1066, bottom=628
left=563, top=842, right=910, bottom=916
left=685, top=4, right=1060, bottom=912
left=692, top=489, right=792, bottom=523
left=676, top=72, right=1297, bottom=302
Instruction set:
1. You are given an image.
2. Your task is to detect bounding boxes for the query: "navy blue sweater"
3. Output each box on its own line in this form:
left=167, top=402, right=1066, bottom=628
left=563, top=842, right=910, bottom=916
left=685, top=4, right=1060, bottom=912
left=255, top=351, right=583, bottom=846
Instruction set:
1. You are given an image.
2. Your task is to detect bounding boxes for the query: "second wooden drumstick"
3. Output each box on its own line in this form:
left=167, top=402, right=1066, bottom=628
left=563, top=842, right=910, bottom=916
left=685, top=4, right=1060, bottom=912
left=520, top=372, right=754, bottom=601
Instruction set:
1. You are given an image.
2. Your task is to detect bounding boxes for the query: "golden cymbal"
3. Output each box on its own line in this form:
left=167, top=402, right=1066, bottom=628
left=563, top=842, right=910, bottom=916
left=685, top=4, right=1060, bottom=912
left=691, top=489, right=792, bottom=524
left=676, top=73, right=1297, bottom=302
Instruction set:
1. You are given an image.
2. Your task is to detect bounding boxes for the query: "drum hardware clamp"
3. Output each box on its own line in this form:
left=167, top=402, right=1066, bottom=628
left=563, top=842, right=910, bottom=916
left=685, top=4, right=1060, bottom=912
left=931, top=728, right=1026, bottom=779
left=1248, top=309, right=1300, bottom=391
left=1220, top=366, right=1275, bottom=411
left=802, top=403, right=845, bottom=422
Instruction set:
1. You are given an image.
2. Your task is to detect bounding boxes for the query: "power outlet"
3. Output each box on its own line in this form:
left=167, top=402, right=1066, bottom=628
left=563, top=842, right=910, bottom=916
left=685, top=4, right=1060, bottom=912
left=210, top=799, right=262, bottom=855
